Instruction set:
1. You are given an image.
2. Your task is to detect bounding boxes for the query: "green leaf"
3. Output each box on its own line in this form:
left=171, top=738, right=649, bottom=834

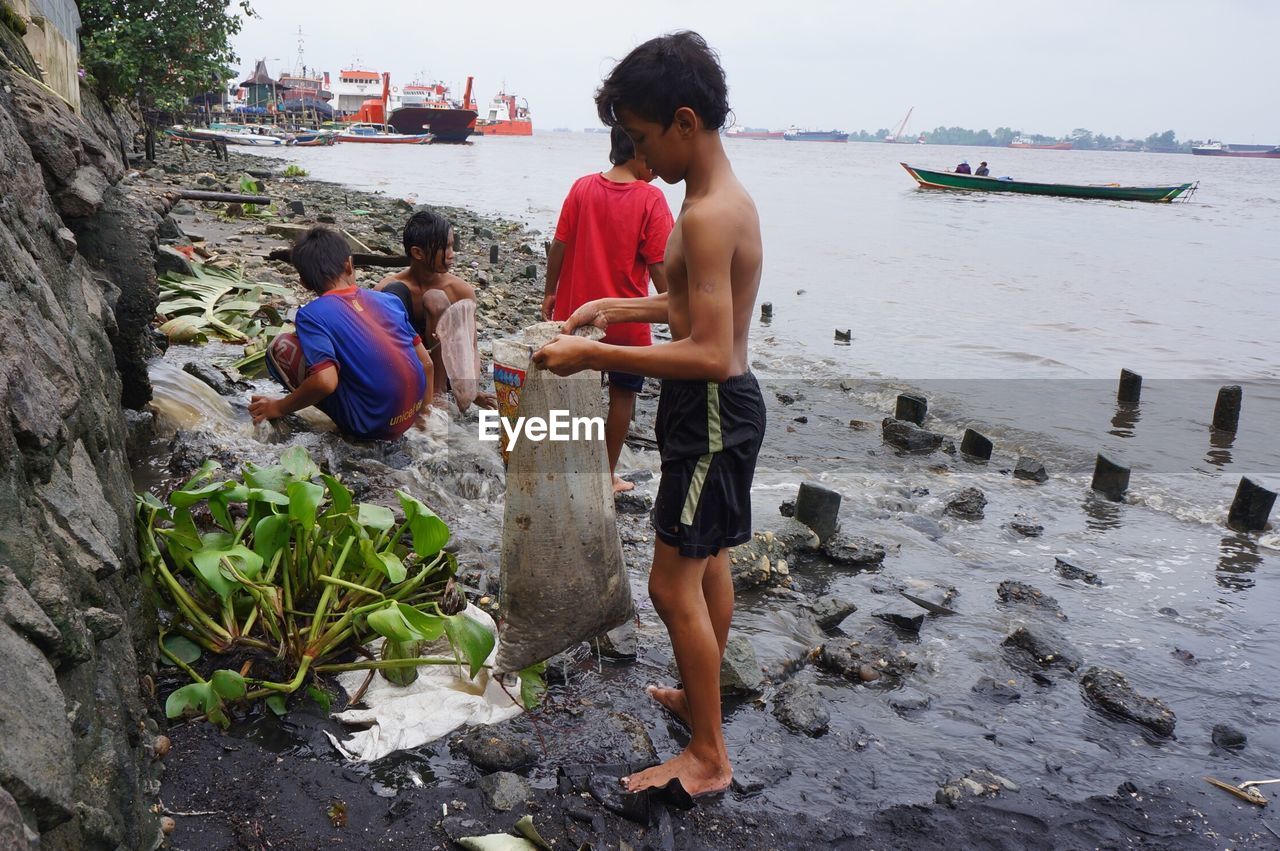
left=306, top=685, right=332, bottom=714
left=161, top=634, right=203, bottom=665
left=181, top=459, right=220, bottom=490
left=244, top=462, right=289, bottom=493
left=169, top=480, right=225, bottom=509
left=323, top=475, right=353, bottom=514
left=287, top=480, right=325, bottom=529
left=252, top=514, right=292, bottom=562
left=367, top=603, right=416, bottom=642
left=378, top=639, right=421, bottom=686
left=356, top=503, right=395, bottom=532
left=444, top=612, right=496, bottom=680
left=222, top=544, right=265, bottom=580
left=519, top=663, right=547, bottom=710
left=210, top=669, right=247, bottom=700
left=248, top=488, right=290, bottom=506
left=360, top=540, right=407, bottom=584
left=139, top=491, right=166, bottom=511
left=398, top=604, right=446, bottom=642
left=281, top=446, right=321, bottom=482
left=396, top=491, right=449, bottom=556
left=165, top=682, right=212, bottom=719
left=189, top=548, right=237, bottom=598
left=266, top=694, right=288, bottom=716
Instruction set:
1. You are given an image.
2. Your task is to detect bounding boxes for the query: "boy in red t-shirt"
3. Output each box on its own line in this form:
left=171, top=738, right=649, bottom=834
left=543, top=127, right=673, bottom=492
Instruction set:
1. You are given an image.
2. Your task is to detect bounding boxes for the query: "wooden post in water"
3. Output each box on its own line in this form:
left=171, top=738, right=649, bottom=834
left=1212, top=385, right=1243, bottom=433
left=1092, top=453, right=1130, bottom=501
left=961, top=429, right=993, bottom=460
left=895, top=394, right=927, bottom=425
left=1227, top=477, right=1276, bottom=533
left=760, top=302, right=773, bottom=320
left=1117, top=369, right=1142, bottom=404
left=795, top=482, right=842, bottom=543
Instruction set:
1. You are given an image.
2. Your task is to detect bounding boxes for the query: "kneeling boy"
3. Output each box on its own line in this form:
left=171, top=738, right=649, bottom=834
left=250, top=226, right=434, bottom=439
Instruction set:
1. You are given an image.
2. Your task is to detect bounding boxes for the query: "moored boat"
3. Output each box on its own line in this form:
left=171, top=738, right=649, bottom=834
left=290, top=131, right=338, bottom=147
left=165, top=126, right=288, bottom=147
left=900, top=162, right=1196, bottom=203
left=387, top=78, right=477, bottom=143
left=1191, top=141, right=1280, bottom=159
left=476, top=91, right=532, bottom=136
left=726, top=124, right=784, bottom=140
left=783, top=127, right=849, bottom=142
left=336, top=123, right=431, bottom=144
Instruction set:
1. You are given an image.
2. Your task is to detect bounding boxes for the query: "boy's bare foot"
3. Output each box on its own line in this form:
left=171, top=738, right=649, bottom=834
left=612, top=474, right=635, bottom=494
left=646, top=685, right=691, bottom=727
left=622, top=748, right=732, bottom=795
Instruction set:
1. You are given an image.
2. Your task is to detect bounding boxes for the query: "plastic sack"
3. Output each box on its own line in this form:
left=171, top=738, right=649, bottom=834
left=435, top=297, right=481, bottom=411
left=492, top=322, right=632, bottom=673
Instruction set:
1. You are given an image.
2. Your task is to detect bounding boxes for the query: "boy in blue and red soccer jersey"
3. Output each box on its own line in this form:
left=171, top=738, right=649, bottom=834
left=250, top=226, right=434, bottom=440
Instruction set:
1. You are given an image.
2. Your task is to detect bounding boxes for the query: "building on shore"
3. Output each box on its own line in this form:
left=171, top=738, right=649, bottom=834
left=5, top=0, right=81, bottom=110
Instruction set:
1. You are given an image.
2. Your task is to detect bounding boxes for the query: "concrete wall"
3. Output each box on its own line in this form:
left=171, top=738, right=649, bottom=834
left=6, top=0, right=81, bottom=111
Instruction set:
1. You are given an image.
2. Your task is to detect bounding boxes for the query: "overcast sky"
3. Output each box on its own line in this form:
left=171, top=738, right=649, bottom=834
left=230, top=0, right=1279, bottom=143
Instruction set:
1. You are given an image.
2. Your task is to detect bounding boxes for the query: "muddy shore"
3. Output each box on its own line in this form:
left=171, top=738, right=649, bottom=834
left=135, top=141, right=1278, bottom=850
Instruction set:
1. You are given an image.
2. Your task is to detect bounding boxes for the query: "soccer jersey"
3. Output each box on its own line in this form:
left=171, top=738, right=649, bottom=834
left=294, top=286, right=426, bottom=440
left=552, top=173, right=674, bottom=347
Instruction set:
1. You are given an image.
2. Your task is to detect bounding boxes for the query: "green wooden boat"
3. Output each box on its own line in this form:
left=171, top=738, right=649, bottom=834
left=901, top=163, right=1197, bottom=203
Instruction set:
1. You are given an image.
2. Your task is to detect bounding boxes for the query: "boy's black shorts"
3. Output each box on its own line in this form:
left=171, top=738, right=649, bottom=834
left=651, top=374, right=766, bottom=559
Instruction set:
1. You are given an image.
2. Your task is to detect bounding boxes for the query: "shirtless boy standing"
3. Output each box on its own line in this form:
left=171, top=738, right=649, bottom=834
left=533, top=31, right=765, bottom=797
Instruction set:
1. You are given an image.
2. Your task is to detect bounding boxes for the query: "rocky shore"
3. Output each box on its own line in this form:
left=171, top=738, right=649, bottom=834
left=129, top=142, right=1280, bottom=850
left=1, top=67, right=1274, bottom=849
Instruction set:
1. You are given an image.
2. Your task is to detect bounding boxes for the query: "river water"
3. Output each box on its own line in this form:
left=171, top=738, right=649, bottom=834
left=153, top=136, right=1280, bottom=825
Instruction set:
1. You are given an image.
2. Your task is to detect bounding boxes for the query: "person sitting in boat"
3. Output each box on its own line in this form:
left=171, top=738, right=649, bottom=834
left=250, top=226, right=434, bottom=439
left=955, top=160, right=972, bottom=174
left=975, top=161, right=990, bottom=176
left=376, top=210, right=496, bottom=414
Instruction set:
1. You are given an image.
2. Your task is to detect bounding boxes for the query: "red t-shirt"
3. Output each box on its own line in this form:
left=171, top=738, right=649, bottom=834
left=552, top=173, right=674, bottom=347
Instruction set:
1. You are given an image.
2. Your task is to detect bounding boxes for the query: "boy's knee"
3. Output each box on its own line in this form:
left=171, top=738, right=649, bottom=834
left=267, top=332, right=307, bottom=390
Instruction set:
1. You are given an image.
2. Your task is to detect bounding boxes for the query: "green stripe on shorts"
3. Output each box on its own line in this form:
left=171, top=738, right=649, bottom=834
left=679, top=382, right=723, bottom=526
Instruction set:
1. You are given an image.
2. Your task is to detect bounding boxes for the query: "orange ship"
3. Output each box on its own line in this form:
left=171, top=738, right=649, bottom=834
left=476, top=91, right=532, bottom=136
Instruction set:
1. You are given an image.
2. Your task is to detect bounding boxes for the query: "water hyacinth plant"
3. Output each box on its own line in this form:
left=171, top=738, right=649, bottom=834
left=136, top=446, right=540, bottom=726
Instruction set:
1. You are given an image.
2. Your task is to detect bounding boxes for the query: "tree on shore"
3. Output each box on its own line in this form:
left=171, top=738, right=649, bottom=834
left=79, top=0, right=253, bottom=154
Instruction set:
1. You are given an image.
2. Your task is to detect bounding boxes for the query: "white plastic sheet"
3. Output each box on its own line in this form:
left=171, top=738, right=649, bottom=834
left=326, top=605, right=523, bottom=761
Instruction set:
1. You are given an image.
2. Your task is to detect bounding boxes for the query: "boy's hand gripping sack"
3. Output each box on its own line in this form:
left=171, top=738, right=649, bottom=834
left=492, top=323, right=631, bottom=672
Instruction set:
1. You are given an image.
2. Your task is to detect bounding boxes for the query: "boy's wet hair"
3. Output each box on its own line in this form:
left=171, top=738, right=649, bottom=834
left=596, top=31, right=729, bottom=131
left=608, top=126, right=636, bottom=165
left=403, top=209, right=453, bottom=265
left=291, top=226, right=350, bottom=293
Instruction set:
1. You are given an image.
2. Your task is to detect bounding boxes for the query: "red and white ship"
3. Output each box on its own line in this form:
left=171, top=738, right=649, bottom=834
left=388, top=78, right=477, bottom=143
left=476, top=91, right=533, bottom=136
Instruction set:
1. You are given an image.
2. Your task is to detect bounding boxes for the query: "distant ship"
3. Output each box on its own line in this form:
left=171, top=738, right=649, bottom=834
left=783, top=127, right=849, bottom=142
left=725, top=124, right=784, bottom=140
left=1191, top=141, right=1280, bottom=159
left=387, top=78, right=477, bottom=143
left=584, top=127, right=611, bottom=134
left=1009, top=135, right=1073, bottom=150
left=476, top=91, right=533, bottom=136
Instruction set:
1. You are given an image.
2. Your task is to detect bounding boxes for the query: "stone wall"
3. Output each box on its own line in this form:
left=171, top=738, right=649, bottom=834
left=0, top=37, right=162, bottom=851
